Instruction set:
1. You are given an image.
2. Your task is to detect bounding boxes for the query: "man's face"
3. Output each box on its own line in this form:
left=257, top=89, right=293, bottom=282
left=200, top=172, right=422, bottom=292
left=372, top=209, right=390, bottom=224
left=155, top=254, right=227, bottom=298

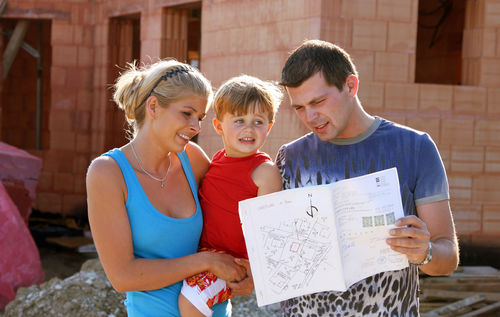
left=287, top=72, right=355, bottom=141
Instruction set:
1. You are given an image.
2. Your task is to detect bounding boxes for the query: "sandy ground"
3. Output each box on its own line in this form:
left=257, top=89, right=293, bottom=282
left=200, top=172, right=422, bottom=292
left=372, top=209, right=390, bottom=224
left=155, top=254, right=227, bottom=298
left=10, top=244, right=282, bottom=317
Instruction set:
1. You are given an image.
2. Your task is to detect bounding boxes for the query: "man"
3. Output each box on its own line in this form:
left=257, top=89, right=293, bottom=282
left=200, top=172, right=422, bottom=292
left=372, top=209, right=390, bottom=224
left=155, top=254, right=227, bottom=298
left=276, top=40, right=459, bottom=316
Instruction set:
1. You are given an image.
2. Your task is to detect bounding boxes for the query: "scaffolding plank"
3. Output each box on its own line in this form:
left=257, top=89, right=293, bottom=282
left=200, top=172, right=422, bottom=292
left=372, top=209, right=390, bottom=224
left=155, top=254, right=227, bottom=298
left=2, top=19, right=29, bottom=79
left=457, top=301, right=500, bottom=317
left=421, top=294, right=485, bottom=317
left=421, top=289, right=500, bottom=302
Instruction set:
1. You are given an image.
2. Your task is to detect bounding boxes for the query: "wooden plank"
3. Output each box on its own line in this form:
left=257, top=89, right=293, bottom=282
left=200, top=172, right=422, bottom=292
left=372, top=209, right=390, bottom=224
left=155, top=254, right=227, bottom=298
left=421, top=289, right=500, bottom=302
left=422, top=277, right=500, bottom=284
left=420, top=282, right=500, bottom=292
left=2, top=19, right=30, bottom=79
left=421, top=294, right=485, bottom=317
left=457, top=301, right=500, bottom=317
left=452, top=266, right=500, bottom=276
left=0, top=0, right=7, bottom=16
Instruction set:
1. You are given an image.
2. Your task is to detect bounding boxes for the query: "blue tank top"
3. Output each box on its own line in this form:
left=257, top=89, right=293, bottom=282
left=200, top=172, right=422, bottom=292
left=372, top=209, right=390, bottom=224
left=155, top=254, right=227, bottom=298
left=105, top=149, right=229, bottom=317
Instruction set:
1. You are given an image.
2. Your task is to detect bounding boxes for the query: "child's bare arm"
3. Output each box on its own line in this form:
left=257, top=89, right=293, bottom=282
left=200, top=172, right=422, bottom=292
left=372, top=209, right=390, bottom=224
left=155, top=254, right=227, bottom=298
left=251, top=161, right=282, bottom=196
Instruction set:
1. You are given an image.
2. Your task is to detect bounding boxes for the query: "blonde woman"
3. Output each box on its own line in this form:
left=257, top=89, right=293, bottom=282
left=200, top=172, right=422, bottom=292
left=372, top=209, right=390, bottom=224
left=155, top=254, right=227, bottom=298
left=86, top=60, right=247, bottom=316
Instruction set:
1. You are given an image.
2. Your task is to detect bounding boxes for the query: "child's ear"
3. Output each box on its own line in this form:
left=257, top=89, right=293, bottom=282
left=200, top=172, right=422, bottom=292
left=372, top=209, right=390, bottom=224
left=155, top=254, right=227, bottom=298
left=266, top=121, right=274, bottom=133
left=213, top=118, right=224, bottom=136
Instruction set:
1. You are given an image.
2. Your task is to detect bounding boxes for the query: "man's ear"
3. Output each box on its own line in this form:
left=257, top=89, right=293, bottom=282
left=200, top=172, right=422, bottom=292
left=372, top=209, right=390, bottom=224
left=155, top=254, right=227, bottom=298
left=213, top=118, right=224, bottom=136
left=345, top=75, right=359, bottom=97
left=267, top=121, right=274, bottom=133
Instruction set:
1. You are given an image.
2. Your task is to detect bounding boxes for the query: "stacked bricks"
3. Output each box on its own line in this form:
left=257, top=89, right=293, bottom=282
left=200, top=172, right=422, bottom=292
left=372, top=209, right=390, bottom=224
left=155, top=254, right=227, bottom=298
left=0, top=0, right=499, bottom=245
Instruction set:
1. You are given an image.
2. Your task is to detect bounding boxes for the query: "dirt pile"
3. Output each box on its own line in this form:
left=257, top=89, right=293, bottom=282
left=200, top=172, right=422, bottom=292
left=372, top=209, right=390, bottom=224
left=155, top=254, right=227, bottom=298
left=3, top=259, right=126, bottom=317
left=2, top=257, right=281, bottom=317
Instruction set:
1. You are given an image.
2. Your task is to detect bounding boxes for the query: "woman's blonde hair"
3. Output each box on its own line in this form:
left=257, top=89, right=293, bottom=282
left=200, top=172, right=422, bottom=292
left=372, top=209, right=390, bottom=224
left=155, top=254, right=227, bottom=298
left=113, top=59, right=213, bottom=135
left=213, top=75, right=283, bottom=122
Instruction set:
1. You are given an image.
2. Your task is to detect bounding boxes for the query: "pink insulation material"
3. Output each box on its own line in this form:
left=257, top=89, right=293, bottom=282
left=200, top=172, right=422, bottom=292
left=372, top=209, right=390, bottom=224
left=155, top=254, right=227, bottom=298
left=0, top=181, right=44, bottom=309
left=0, top=142, right=42, bottom=222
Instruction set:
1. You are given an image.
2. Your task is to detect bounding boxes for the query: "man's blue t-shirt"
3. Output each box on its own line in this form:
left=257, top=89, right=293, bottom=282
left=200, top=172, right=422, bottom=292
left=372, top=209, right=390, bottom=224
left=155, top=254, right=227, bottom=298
left=276, top=117, right=449, bottom=317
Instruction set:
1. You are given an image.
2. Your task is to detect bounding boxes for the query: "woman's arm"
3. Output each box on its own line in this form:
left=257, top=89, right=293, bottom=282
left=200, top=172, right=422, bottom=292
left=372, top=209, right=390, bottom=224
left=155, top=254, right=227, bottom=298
left=86, top=156, right=245, bottom=293
left=185, top=141, right=210, bottom=186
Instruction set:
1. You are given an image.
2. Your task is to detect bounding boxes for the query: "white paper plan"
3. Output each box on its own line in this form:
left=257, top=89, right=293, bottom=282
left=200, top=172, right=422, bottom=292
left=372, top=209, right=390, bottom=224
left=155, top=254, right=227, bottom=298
left=238, top=167, right=409, bottom=307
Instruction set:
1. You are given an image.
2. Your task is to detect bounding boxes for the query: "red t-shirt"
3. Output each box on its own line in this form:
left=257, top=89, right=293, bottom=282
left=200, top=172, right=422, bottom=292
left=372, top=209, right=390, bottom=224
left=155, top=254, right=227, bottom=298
left=199, top=149, right=272, bottom=259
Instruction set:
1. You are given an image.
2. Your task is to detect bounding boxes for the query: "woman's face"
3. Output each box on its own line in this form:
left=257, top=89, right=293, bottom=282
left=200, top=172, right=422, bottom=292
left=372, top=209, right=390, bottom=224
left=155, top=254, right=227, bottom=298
left=151, top=96, right=208, bottom=152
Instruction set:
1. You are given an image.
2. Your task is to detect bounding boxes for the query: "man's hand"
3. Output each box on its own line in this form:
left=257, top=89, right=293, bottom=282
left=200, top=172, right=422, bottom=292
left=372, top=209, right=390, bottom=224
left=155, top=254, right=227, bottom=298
left=227, top=258, right=254, bottom=297
left=386, top=215, right=431, bottom=264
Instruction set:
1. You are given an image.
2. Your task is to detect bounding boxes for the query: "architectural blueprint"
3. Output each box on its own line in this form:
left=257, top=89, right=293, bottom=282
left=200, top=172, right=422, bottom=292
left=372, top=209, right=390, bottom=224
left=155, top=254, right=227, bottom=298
left=239, top=168, right=409, bottom=307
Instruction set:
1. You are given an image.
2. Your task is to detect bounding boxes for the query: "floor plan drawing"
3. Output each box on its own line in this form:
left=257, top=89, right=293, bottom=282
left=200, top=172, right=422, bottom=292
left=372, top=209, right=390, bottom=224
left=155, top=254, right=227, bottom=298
left=259, top=215, right=336, bottom=295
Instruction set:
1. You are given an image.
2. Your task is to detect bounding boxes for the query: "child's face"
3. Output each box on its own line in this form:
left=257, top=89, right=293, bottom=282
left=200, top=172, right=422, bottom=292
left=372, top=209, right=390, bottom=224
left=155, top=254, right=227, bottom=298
left=213, top=108, right=273, bottom=158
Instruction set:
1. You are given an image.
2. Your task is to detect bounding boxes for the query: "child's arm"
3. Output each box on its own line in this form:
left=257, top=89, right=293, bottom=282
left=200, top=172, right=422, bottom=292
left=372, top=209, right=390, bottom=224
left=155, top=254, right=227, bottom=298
left=251, top=160, right=283, bottom=196
left=228, top=160, right=282, bottom=296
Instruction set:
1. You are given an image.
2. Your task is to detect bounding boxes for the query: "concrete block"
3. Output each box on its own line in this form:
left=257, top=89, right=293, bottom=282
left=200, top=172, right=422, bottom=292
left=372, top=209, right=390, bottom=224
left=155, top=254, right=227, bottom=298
left=50, top=132, right=77, bottom=151
left=52, top=45, right=78, bottom=67
left=321, top=18, right=352, bottom=48
left=440, top=117, right=474, bottom=145
left=472, top=175, right=500, bottom=203
left=51, top=23, right=74, bottom=45
left=451, top=203, right=482, bottom=234
left=341, top=0, right=376, bottom=19
left=485, top=0, right=500, bottom=27
left=349, top=51, right=374, bottom=81
left=449, top=174, right=472, bottom=202
left=486, top=146, right=500, bottom=172
left=358, top=81, right=384, bottom=109
left=419, top=84, right=453, bottom=112
left=453, top=85, right=487, bottom=113
left=479, top=58, right=500, bottom=87
left=377, top=0, right=412, bottom=22
left=406, top=116, right=440, bottom=143
left=450, top=145, right=484, bottom=172
left=352, top=20, right=387, bottom=51
left=374, top=52, right=409, bottom=82
left=387, top=22, right=416, bottom=53
left=474, top=119, right=500, bottom=145
left=384, top=82, right=418, bottom=110
left=483, top=204, right=500, bottom=235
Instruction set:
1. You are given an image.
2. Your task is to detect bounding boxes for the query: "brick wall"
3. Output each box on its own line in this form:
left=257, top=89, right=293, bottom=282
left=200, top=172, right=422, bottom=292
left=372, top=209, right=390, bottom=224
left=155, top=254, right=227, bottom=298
left=0, top=0, right=499, bottom=245
left=199, top=0, right=500, bottom=246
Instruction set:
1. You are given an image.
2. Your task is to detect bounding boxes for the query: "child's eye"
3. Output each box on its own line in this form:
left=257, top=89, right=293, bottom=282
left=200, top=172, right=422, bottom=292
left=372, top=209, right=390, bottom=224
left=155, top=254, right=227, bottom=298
left=235, top=119, right=244, bottom=124
left=254, top=120, right=263, bottom=125
left=183, top=112, right=191, bottom=117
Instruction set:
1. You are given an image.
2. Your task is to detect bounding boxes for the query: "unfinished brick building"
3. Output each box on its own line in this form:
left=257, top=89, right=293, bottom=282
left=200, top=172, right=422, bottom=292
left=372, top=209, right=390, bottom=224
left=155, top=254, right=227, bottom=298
left=1, top=0, right=499, bottom=253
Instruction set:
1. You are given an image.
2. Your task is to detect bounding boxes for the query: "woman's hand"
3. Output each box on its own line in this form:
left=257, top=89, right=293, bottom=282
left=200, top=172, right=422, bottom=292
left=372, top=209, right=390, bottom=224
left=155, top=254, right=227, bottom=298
left=204, top=252, right=247, bottom=282
left=227, top=258, right=254, bottom=297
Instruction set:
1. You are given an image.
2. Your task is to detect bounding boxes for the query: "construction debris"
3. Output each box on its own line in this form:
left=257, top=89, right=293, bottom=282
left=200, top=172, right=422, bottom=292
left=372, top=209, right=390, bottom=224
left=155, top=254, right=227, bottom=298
left=420, top=266, right=500, bottom=317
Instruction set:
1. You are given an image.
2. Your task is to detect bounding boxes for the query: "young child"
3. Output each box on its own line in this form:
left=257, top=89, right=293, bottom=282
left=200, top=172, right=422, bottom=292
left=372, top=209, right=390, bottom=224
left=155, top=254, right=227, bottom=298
left=178, top=75, right=283, bottom=317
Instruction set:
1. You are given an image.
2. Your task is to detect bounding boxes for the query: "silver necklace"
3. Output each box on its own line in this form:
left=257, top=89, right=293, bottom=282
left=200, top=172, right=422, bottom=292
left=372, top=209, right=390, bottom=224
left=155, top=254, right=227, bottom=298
left=130, top=142, right=171, bottom=188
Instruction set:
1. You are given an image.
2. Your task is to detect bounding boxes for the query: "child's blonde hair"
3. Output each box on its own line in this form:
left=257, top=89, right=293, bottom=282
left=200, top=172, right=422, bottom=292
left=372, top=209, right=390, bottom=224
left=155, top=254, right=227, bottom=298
left=213, top=75, right=282, bottom=122
left=113, top=59, right=213, bottom=136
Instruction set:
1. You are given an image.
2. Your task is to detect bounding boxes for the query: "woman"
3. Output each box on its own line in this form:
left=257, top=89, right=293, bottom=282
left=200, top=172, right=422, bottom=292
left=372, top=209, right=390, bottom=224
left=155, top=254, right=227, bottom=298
left=86, top=60, right=247, bottom=316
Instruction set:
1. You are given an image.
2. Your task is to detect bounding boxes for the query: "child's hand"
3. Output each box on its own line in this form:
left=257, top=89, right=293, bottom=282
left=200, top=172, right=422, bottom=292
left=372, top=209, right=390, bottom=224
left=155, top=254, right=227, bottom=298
left=205, top=252, right=247, bottom=282
left=227, top=258, right=254, bottom=297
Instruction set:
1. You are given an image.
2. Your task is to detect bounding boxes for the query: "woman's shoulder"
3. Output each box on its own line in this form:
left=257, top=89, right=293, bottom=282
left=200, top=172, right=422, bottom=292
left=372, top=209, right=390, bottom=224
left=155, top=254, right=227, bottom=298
left=87, top=154, right=123, bottom=184
left=183, top=141, right=210, bottom=183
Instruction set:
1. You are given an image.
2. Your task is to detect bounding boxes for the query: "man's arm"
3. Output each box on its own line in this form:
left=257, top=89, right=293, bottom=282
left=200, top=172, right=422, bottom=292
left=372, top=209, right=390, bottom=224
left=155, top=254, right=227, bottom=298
left=387, top=200, right=459, bottom=276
